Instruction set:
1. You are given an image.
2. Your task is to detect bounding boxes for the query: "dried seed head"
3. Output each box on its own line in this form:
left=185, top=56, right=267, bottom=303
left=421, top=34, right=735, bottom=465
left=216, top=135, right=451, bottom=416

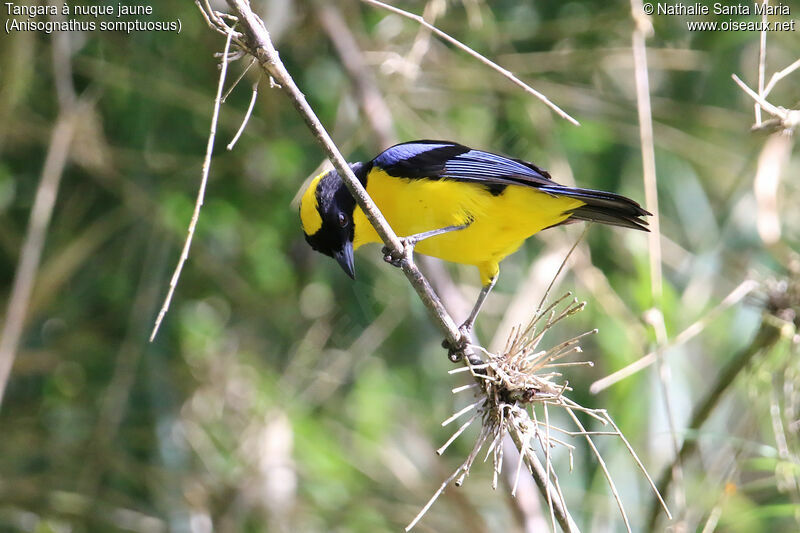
left=479, top=294, right=594, bottom=407
left=411, top=294, right=670, bottom=531
left=764, top=275, right=800, bottom=328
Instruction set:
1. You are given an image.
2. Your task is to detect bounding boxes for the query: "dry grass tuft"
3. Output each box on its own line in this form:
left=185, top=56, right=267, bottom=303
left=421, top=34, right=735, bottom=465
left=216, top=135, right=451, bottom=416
left=408, top=294, right=670, bottom=532
left=763, top=266, right=800, bottom=329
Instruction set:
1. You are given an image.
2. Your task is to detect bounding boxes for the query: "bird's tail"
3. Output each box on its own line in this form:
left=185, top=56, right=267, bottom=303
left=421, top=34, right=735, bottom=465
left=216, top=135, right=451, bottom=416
left=541, top=186, right=651, bottom=231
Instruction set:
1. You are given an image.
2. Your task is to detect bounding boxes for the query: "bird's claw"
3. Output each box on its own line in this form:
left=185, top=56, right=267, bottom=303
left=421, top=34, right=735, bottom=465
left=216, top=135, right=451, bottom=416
left=442, top=337, right=466, bottom=362
left=382, top=238, right=415, bottom=268
left=382, top=246, right=404, bottom=267
left=442, top=324, right=472, bottom=362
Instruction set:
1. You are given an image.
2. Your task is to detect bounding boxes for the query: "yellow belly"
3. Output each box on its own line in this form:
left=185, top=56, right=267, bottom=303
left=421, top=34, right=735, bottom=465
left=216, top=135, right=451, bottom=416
left=352, top=169, right=583, bottom=284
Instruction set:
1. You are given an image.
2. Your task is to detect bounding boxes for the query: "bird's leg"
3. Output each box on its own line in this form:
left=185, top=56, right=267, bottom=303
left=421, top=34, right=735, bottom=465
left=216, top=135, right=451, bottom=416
left=461, top=276, right=497, bottom=335
left=382, top=222, right=470, bottom=267
left=444, top=275, right=497, bottom=361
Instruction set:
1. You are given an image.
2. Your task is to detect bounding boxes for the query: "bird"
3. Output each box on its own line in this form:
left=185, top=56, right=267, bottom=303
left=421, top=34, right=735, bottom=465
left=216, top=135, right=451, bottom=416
left=300, top=140, right=649, bottom=343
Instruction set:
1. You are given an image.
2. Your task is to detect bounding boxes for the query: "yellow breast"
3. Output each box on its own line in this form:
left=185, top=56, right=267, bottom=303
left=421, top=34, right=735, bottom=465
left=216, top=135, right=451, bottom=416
left=353, top=169, right=583, bottom=284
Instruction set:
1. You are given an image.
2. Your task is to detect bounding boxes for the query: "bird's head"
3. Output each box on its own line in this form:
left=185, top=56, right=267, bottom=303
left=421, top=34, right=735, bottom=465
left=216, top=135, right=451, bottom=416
left=299, top=166, right=360, bottom=279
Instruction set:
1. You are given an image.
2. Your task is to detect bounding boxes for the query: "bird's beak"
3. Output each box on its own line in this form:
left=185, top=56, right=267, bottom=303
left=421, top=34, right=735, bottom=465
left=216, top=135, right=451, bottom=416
left=334, top=242, right=355, bottom=279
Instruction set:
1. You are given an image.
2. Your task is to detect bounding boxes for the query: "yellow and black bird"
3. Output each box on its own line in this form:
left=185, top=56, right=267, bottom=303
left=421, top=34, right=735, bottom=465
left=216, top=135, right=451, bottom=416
left=300, top=140, right=649, bottom=335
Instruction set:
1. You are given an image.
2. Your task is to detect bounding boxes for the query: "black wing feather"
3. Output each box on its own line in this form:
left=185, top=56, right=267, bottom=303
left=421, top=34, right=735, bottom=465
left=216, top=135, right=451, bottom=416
left=373, top=140, right=552, bottom=185
left=371, top=140, right=650, bottom=231
left=372, top=141, right=470, bottom=179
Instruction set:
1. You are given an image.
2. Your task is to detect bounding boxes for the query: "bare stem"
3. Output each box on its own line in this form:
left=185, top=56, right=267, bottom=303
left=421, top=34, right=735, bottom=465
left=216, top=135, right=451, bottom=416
left=590, top=280, right=759, bottom=393
left=0, top=113, right=77, bottom=408
left=194, top=6, right=650, bottom=532
left=763, top=58, right=800, bottom=97
left=731, top=74, right=788, bottom=120
left=630, top=1, right=662, bottom=306
left=150, top=29, right=234, bottom=341
left=647, top=315, right=785, bottom=529
left=755, top=0, right=768, bottom=126
left=317, top=2, right=397, bottom=149
left=565, top=407, right=631, bottom=533
left=218, top=0, right=474, bottom=354
left=534, top=226, right=589, bottom=319
left=360, top=0, right=580, bottom=126
left=227, top=81, right=259, bottom=150
left=509, top=422, right=580, bottom=533
left=0, top=26, right=82, bottom=409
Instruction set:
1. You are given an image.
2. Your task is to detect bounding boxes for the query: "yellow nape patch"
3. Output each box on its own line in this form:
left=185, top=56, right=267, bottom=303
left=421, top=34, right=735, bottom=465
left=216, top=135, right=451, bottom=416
left=299, top=172, right=326, bottom=235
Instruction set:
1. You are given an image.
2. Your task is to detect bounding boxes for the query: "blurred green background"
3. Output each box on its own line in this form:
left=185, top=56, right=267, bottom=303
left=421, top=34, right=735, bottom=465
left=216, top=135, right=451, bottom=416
left=1, top=1, right=799, bottom=531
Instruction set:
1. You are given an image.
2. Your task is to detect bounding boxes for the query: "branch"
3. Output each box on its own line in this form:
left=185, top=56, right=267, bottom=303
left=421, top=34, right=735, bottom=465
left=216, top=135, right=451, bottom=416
left=731, top=74, right=786, bottom=119
left=629, top=0, right=662, bottom=306
left=184, top=3, right=677, bottom=530
left=210, top=3, right=584, bottom=530
left=590, top=280, right=759, bottom=393
left=763, top=58, right=800, bottom=98
left=150, top=29, right=235, bottom=341
left=220, top=0, right=465, bottom=350
left=647, top=315, right=786, bottom=529
left=755, top=0, right=768, bottom=126
left=732, top=74, right=800, bottom=133
left=510, top=424, right=580, bottom=533
left=316, top=2, right=397, bottom=149
left=628, top=6, right=684, bottom=516
left=0, top=113, right=77, bottom=408
left=0, top=24, right=83, bottom=409
left=360, top=0, right=580, bottom=126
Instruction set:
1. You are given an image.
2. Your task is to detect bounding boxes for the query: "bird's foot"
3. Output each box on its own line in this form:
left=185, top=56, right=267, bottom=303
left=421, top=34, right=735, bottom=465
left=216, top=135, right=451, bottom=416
left=382, top=223, right=470, bottom=268
left=442, top=323, right=473, bottom=362
left=382, top=237, right=416, bottom=268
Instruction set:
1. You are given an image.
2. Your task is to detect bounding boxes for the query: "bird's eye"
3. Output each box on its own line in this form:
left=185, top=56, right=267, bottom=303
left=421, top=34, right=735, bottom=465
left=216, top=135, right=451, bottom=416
left=338, top=213, right=348, bottom=228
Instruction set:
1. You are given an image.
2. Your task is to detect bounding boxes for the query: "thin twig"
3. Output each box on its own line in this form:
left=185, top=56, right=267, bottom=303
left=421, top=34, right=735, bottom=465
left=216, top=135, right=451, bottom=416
left=196, top=0, right=243, bottom=44
left=0, top=114, right=77, bottom=408
left=222, top=58, right=255, bottom=103
left=565, top=406, right=632, bottom=533
left=405, top=465, right=465, bottom=531
left=442, top=399, right=482, bottom=426
left=317, top=2, right=397, bottom=149
left=731, top=60, right=800, bottom=133
left=534, top=226, right=589, bottom=318
left=630, top=0, right=662, bottom=306
left=227, top=81, right=259, bottom=150
left=490, top=243, right=575, bottom=354
left=437, top=413, right=479, bottom=455
left=0, top=26, right=82, bottom=408
left=763, top=58, right=800, bottom=97
left=150, top=29, right=234, bottom=341
left=648, top=315, right=785, bottom=528
left=510, top=423, right=580, bottom=533
left=731, top=74, right=786, bottom=119
left=429, top=236, right=573, bottom=530
left=569, top=240, right=649, bottom=347
left=603, top=413, right=671, bottom=520
left=590, top=280, right=759, bottom=393
left=755, top=0, right=768, bottom=126
left=360, top=0, right=580, bottom=126
left=221, top=0, right=465, bottom=349
left=645, top=308, right=685, bottom=517
left=198, top=6, right=658, bottom=533
left=627, top=16, right=682, bottom=513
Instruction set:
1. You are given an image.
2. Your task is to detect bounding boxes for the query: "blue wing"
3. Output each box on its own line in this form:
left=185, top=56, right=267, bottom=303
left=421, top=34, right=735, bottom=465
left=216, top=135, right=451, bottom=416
left=370, top=140, right=650, bottom=230
left=372, top=140, right=553, bottom=187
